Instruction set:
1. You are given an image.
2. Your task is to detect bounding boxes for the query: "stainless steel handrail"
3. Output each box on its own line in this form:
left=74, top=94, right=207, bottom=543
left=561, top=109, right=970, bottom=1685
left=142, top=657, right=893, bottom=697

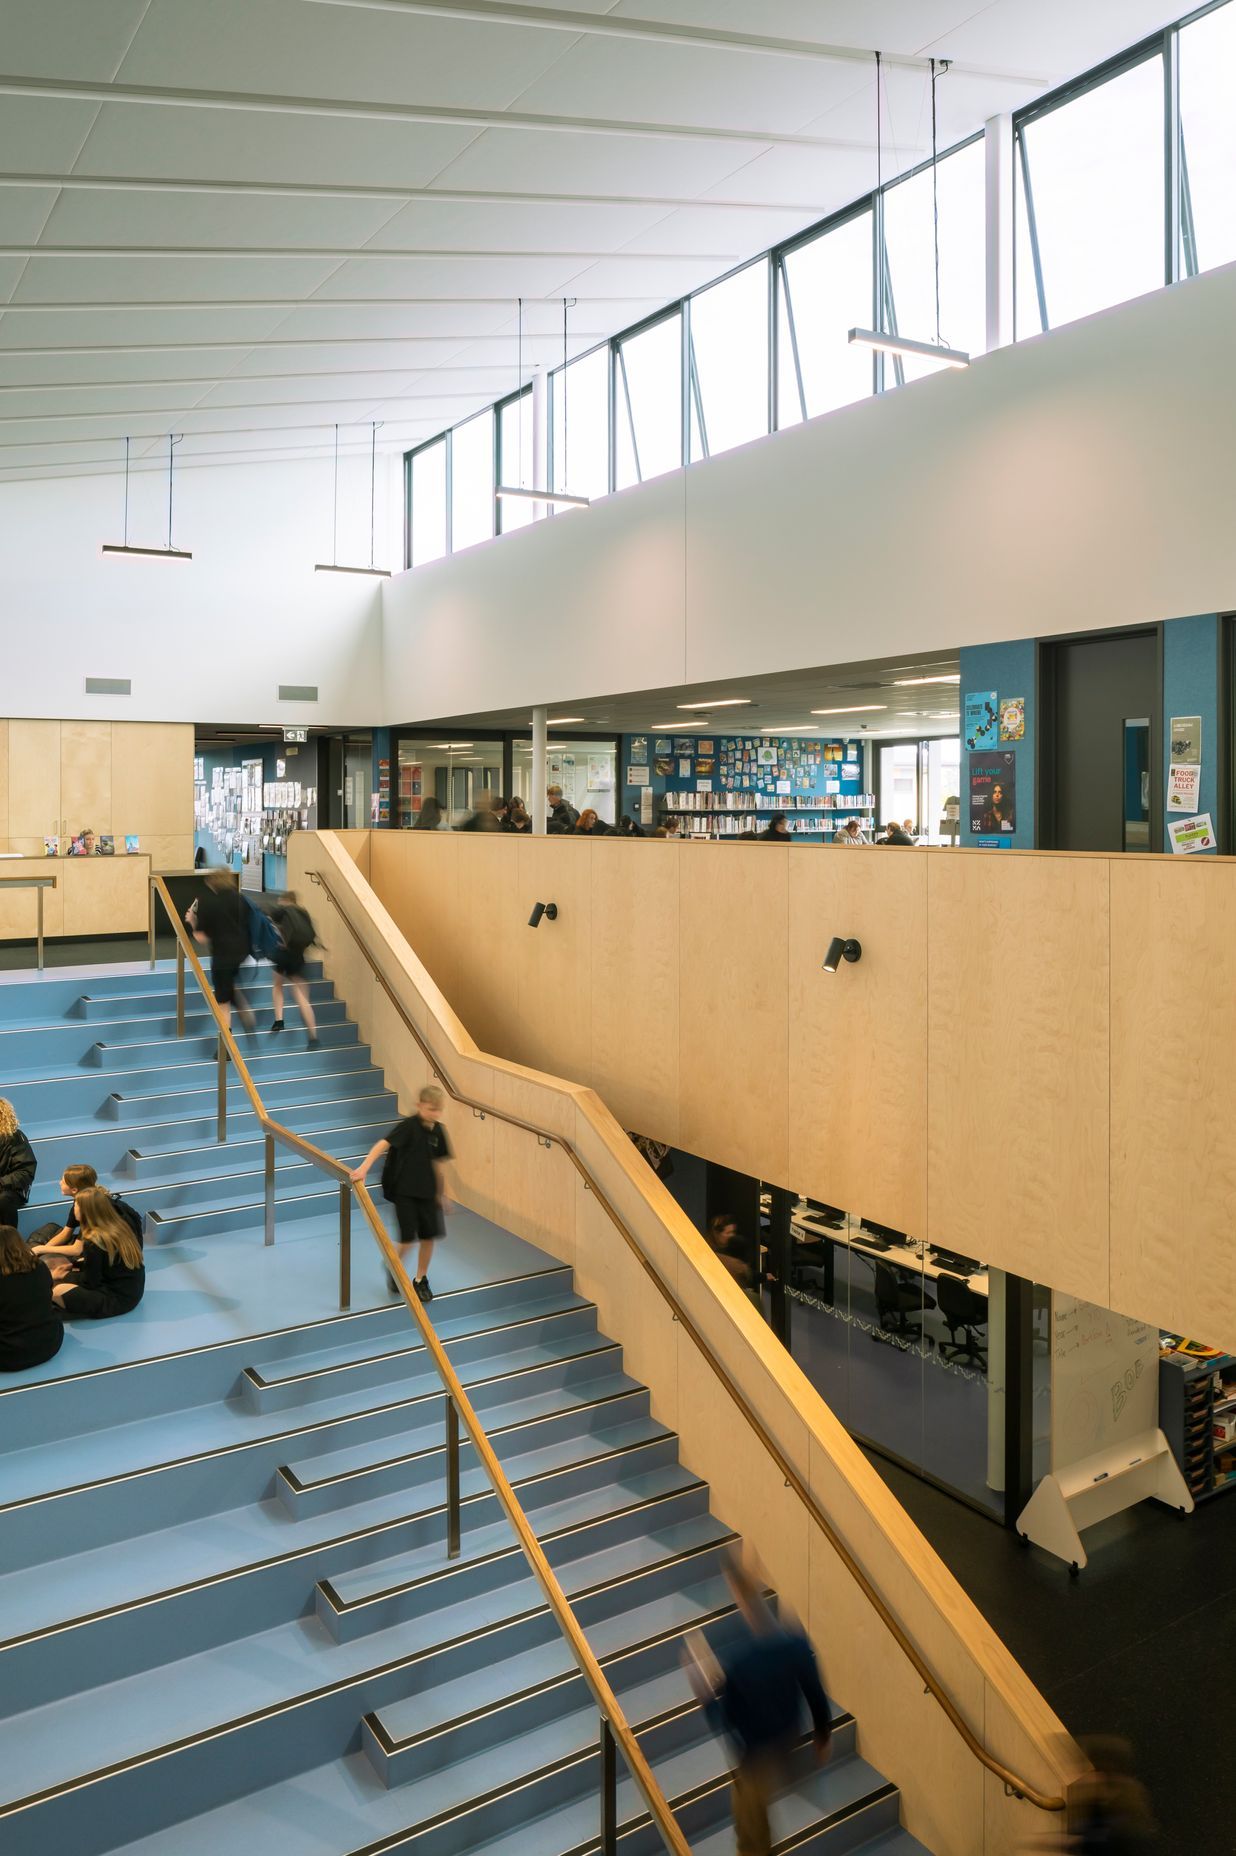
left=146, top=874, right=689, bottom=1856
left=305, top=860, right=1070, bottom=1817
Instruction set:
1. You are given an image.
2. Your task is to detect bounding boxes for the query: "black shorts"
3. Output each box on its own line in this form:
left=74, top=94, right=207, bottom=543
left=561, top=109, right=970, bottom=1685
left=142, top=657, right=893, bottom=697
left=211, top=956, right=246, bottom=1005
left=393, top=1196, right=444, bottom=1247
left=58, top=1284, right=140, bottom=1320
left=274, top=950, right=307, bottom=979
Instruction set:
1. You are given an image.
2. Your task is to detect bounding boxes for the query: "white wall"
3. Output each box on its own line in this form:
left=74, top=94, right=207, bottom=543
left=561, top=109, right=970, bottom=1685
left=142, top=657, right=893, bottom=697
left=382, top=260, right=1236, bottom=720
left=0, top=452, right=391, bottom=724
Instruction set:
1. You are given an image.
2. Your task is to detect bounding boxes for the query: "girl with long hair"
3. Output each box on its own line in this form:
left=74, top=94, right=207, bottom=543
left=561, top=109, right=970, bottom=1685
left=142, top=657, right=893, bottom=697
left=0, top=1225, right=62, bottom=1371
left=0, top=1098, right=36, bottom=1227
left=53, top=1186, right=145, bottom=1320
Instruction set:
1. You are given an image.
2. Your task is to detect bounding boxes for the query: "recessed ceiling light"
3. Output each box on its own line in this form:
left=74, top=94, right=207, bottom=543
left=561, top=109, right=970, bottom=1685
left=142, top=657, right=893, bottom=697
left=810, top=705, right=888, bottom=716
left=764, top=725, right=821, bottom=733
left=546, top=716, right=586, bottom=724
left=892, top=674, right=961, bottom=687
left=675, top=698, right=752, bottom=710
left=424, top=741, right=474, bottom=749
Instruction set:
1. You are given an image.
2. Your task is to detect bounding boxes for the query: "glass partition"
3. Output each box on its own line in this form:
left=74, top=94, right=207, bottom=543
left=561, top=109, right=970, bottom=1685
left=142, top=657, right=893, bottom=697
left=881, top=137, right=985, bottom=382
left=615, top=311, right=683, bottom=490
left=510, top=737, right=618, bottom=825
left=550, top=344, right=610, bottom=504
left=396, top=738, right=502, bottom=829
left=778, top=209, right=874, bottom=423
left=497, top=387, right=535, bottom=533
left=408, top=437, right=447, bottom=567
left=449, top=408, right=494, bottom=554
left=1178, top=0, right=1236, bottom=277
left=688, top=258, right=770, bottom=460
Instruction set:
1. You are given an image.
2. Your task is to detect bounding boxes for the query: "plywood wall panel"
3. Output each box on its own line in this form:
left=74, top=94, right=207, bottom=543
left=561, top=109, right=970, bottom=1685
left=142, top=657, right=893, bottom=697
left=1110, top=858, right=1236, bottom=1342
left=110, top=722, right=194, bottom=838
left=513, top=839, right=593, bottom=1085
left=677, top=844, right=789, bottom=1186
left=454, top=838, right=522, bottom=1058
left=61, top=855, right=149, bottom=936
left=8, top=721, right=60, bottom=841
left=0, top=860, right=61, bottom=938
left=589, top=842, right=681, bottom=1144
left=927, top=853, right=1110, bottom=1301
left=787, top=848, right=928, bottom=1235
left=369, top=830, right=460, bottom=1007
left=60, top=720, right=113, bottom=836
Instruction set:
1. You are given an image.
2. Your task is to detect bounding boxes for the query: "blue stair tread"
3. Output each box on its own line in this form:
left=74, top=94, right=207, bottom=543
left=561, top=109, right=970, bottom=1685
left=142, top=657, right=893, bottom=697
left=286, top=1398, right=658, bottom=1493
left=0, top=1318, right=618, bottom=1511
left=258, top=1286, right=591, bottom=1389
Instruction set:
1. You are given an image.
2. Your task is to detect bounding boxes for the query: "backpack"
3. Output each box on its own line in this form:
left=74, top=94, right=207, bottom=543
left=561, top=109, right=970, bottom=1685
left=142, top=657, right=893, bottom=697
left=244, top=897, right=282, bottom=962
left=380, top=1137, right=406, bottom=1203
left=279, top=904, right=316, bottom=956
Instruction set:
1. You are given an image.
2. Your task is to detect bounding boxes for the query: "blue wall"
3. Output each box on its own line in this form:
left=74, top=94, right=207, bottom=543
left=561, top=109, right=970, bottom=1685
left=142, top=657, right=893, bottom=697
left=956, top=639, right=1037, bottom=849
left=1163, top=613, right=1220, bottom=853
left=194, top=739, right=311, bottom=889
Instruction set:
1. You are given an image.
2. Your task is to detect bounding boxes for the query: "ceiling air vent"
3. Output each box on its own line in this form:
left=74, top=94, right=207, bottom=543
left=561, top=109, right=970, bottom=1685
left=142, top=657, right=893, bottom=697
left=85, top=677, right=131, bottom=696
left=278, top=684, right=318, bottom=703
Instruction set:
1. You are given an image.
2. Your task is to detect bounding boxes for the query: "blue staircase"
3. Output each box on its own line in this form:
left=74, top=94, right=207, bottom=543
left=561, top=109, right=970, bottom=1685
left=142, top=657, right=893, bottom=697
left=0, top=961, right=929, bottom=1856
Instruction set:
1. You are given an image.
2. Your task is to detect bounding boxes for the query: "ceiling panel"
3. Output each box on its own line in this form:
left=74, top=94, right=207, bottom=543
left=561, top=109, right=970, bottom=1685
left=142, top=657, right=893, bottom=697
left=424, top=125, right=761, bottom=199
left=249, top=301, right=515, bottom=343
left=73, top=101, right=480, bottom=190
left=0, top=0, right=152, bottom=79
left=0, top=346, right=257, bottom=387
left=698, top=141, right=876, bottom=213
left=618, top=204, right=819, bottom=258
left=553, top=253, right=747, bottom=300
left=223, top=337, right=477, bottom=376
left=309, top=254, right=610, bottom=300
left=0, top=381, right=218, bottom=419
left=117, top=0, right=582, bottom=109
left=0, top=306, right=294, bottom=349
left=36, top=187, right=408, bottom=252
left=0, top=188, right=61, bottom=245
left=192, top=371, right=446, bottom=408
left=371, top=198, right=672, bottom=254
left=0, top=97, right=105, bottom=175
left=9, top=254, right=344, bottom=304
left=917, top=0, right=1186, bottom=74
left=0, top=259, right=32, bottom=305
left=608, top=1, right=975, bottom=46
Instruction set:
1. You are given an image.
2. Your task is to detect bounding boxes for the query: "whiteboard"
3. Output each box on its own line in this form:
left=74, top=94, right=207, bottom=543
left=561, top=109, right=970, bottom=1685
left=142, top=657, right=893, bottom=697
left=1050, top=1295, right=1158, bottom=1473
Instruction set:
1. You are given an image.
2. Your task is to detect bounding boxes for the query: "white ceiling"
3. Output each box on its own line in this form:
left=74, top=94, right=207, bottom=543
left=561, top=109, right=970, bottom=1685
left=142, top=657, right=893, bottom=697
left=0, top=0, right=1189, bottom=481
left=409, top=648, right=964, bottom=739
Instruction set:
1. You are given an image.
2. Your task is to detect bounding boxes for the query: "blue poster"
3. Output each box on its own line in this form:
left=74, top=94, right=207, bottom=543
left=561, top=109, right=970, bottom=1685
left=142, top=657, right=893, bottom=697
left=968, top=750, right=1016, bottom=836
left=964, top=690, right=998, bottom=752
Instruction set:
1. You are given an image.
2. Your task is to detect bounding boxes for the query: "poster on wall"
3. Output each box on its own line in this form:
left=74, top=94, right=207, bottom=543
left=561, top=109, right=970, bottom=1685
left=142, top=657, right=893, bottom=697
left=968, top=750, right=1016, bottom=835
left=1169, top=715, right=1201, bottom=764
left=999, top=697, right=1025, bottom=742
left=587, top=756, right=613, bottom=791
left=1166, top=763, right=1201, bottom=812
left=964, top=690, right=999, bottom=751
left=678, top=758, right=692, bottom=778
left=696, top=757, right=714, bottom=777
left=630, top=736, right=648, bottom=764
left=698, top=739, right=714, bottom=756
left=627, top=764, right=649, bottom=786
left=655, top=756, right=673, bottom=776
left=673, top=736, right=694, bottom=757
left=840, top=761, right=860, bottom=781
left=1168, top=812, right=1215, bottom=854
left=757, top=744, right=777, bottom=767
left=654, top=737, right=671, bottom=756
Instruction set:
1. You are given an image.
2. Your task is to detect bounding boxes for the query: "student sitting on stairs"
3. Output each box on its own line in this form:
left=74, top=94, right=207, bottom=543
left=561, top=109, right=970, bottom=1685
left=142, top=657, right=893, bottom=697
left=37, top=1187, right=146, bottom=1321
left=27, top=1164, right=143, bottom=1280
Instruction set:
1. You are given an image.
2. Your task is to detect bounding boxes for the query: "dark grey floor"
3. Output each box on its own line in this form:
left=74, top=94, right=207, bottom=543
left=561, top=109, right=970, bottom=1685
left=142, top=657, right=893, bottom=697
left=866, top=1451, right=1236, bottom=1854
left=0, top=934, right=165, bottom=970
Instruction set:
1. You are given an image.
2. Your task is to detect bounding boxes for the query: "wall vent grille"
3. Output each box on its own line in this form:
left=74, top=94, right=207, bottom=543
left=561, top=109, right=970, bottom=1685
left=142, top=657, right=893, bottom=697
left=85, top=677, right=131, bottom=696
left=278, top=684, right=318, bottom=702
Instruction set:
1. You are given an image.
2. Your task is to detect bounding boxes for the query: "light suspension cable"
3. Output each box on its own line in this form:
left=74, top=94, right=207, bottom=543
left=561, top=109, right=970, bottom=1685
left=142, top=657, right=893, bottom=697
left=315, top=418, right=391, bottom=575
left=497, top=292, right=591, bottom=510
left=101, top=430, right=193, bottom=559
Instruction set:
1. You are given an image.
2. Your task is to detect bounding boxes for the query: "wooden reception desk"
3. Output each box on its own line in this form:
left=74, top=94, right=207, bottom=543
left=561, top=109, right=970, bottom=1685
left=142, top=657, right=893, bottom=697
left=0, top=854, right=154, bottom=941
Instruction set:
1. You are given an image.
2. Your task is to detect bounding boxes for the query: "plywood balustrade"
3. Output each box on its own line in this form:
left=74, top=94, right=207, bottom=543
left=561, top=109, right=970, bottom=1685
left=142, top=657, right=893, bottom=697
left=291, top=830, right=1086, bottom=1856
left=355, top=830, right=1236, bottom=1353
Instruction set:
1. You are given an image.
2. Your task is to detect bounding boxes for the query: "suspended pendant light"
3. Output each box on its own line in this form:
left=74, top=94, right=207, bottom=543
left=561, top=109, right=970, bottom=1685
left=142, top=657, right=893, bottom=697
left=849, top=54, right=970, bottom=372
left=101, top=433, right=193, bottom=559
left=315, top=420, right=391, bottom=576
left=496, top=296, right=590, bottom=511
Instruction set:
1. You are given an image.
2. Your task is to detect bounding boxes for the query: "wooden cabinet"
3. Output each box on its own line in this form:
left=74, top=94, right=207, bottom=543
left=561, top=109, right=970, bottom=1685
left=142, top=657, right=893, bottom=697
left=3, top=719, right=193, bottom=868
left=60, top=720, right=112, bottom=838
left=8, top=720, right=61, bottom=851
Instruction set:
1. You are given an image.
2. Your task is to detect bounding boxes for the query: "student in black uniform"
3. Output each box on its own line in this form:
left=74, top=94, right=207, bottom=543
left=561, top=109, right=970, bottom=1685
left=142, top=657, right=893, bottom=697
left=189, top=869, right=255, bottom=1032
left=0, top=1099, right=36, bottom=1228
left=268, top=891, right=320, bottom=1046
left=26, top=1162, right=143, bottom=1278
left=350, top=1084, right=453, bottom=1303
left=49, top=1187, right=145, bottom=1321
left=0, top=1225, right=63, bottom=1372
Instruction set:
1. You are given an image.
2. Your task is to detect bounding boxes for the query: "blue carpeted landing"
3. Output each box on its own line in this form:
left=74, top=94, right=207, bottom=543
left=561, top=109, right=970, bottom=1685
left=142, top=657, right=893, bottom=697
left=0, top=958, right=929, bottom=1856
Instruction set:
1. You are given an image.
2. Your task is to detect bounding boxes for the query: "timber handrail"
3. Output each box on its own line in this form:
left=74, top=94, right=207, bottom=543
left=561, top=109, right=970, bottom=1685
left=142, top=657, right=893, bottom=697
left=146, top=875, right=690, bottom=1856
left=306, top=859, right=1068, bottom=1816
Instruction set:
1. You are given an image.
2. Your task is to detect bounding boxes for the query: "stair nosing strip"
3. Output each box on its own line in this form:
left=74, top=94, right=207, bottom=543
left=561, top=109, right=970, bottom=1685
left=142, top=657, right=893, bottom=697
left=0, top=1394, right=684, bottom=1655
left=0, top=1531, right=734, bottom=1821
left=251, top=1299, right=596, bottom=1392
left=279, top=1382, right=650, bottom=1493
left=0, top=1264, right=568, bottom=1402
left=0, top=1090, right=398, bottom=1160
left=0, top=1336, right=621, bottom=1511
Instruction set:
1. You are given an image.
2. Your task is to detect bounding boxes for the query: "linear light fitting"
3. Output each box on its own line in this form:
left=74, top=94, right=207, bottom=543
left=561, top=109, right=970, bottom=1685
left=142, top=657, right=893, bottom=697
left=546, top=716, right=586, bottom=724
left=496, top=485, right=590, bottom=509
left=892, top=674, right=961, bottom=686
left=675, top=698, right=752, bottom=710
left=811, top=705, right=888, bottom=716
left=848, top=328, right=969, bottom=370
left=425, top=741, right=474, bottom=749
left=315, top=420, right=391, bottom=576
left=314, top=561, right=391, bottom=577
left=101, top=543, right=192, bottom=562
left=764, top=725, right=821, bottom=733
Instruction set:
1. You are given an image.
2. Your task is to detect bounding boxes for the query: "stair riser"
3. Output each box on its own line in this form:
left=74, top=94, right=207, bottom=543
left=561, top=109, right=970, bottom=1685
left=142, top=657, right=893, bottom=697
left=243, top=1306, right=603, bottom=1416
left=122, top=1119, right=392, bottom=1182
left=24, top=1158, right=363, bottom=1234
left=151, top=1186, right=344, bottom=1243
left=281, top=1404, right=668, bottom=1524
left=0, top=1012, right=355, bottom=1079
left=76, top=980, right=335, bottom=1021
left=105, top=1069, right=390, bottom=1125
left=91, top=1033, right=366, bottom=1075
left=322, top=1477, right=713, bottom=1645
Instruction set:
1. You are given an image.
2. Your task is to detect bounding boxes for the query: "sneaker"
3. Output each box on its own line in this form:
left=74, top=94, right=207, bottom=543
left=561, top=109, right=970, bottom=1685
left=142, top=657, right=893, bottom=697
left=385, top=1269, right=398, bottom=1296
left=307, top=1035, right=320, bottom=1051
left=270, top=1018, right=284, bottom=1034
left=414, top=1277, right=433, bottom=1303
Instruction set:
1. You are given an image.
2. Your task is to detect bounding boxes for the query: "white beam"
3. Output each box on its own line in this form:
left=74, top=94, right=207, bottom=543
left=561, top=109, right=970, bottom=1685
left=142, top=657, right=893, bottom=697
left=984, top=113, right=1014, bottom=353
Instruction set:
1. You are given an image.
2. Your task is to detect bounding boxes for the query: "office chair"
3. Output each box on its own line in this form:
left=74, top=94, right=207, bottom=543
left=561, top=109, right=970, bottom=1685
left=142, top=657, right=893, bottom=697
left=936, top=1272, right=988, bottom=1370
left=872, top=1263, right=935, bottom=1345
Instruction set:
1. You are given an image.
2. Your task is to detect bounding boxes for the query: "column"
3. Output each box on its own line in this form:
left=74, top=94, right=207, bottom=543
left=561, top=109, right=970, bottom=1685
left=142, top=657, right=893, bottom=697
left=985, top=112, right=1014, bottom=353
left=532, top=705, right=547, bottom=835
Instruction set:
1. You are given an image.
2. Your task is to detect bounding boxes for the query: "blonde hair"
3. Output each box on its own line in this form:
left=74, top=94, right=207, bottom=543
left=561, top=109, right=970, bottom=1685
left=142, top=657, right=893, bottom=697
left=76, top=1187, right=143, bottom=1271
left=0, top=1100, right=18, bottom=1138
left=419, top=1084, right=445, bottom=1110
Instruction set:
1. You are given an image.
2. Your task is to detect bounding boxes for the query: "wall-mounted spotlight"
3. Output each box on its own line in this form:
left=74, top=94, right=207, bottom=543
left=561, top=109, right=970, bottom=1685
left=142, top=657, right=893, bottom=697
left=528, top=902, right=559, bottom=928
left=822, top=937, right=862, bottom=973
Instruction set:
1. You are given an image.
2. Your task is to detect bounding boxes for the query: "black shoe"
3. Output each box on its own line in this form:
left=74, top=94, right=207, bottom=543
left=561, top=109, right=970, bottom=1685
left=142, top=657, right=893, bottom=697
left=385, top=1269, right=398, bottom=1296
left=307, top=1035, right=320, bottom=1050
left=414, top=1277, right=433, bottom=1303
left=270, top=1018, right=284, bottom=1034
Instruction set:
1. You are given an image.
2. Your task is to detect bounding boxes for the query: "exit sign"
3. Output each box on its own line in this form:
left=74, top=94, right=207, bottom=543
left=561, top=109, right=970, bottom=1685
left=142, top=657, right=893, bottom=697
left=283, top=727, right=308, bottom=743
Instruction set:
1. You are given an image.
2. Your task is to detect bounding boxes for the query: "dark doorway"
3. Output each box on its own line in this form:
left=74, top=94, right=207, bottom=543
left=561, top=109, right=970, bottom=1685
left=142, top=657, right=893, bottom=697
left=1040, top=630, right=1161, bottom=851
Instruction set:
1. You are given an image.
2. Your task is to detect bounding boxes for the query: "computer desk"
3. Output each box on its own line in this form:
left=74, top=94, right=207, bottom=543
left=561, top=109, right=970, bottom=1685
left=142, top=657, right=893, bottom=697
left=788, top=1209, right=990, bottom=1304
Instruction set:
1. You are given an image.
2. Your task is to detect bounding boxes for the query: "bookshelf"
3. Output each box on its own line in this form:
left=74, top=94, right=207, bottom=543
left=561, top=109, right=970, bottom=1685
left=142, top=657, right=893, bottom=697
left=1160, top=1347, right=1236, bottom=1502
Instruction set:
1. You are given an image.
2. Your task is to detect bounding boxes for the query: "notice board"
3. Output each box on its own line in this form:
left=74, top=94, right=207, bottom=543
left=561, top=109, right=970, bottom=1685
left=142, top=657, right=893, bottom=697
left=1050, top=1295, right=1158, bottom=1472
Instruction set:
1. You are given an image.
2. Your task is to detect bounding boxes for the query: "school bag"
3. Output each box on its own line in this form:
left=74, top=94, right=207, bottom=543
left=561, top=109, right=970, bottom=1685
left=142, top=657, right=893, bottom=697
left=244, top=897, right=282, bottom=962
left=279, top=903, right=316, bottom=956
left=380, top=1136, right=408, bottom=1202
